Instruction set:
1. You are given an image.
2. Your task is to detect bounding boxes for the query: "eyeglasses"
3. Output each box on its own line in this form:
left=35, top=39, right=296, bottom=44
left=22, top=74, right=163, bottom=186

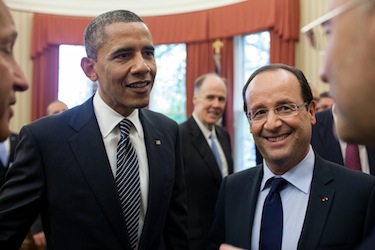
left=246, top=102, right=309, bottom=123
left=301, top=0, right=372, bottom=52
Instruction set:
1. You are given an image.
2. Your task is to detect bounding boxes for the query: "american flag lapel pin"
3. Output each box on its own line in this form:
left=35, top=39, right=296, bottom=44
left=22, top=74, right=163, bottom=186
left=321, top=197, right=329, bottom=202
left=155, top=139, right=161, bottom=145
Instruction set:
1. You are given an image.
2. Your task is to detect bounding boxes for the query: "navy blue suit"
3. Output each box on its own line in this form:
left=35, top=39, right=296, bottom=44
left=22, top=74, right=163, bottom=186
left=0, top=97, right=188, bottom=250
left=208, top=154, right=375, bottom=250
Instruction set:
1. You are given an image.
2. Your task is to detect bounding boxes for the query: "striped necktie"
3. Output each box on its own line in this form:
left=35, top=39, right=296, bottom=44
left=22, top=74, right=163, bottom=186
left=116, top=119, right=140, bottom=250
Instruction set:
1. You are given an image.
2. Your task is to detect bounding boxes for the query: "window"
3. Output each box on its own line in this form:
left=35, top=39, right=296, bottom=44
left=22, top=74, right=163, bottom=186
left=150, top=44, right=186, bottom=123
left=58, top=45, right=95, bottom=108
left=58, top=44, right=186, bottom=123
left=233, top=31, right=270, bottom=172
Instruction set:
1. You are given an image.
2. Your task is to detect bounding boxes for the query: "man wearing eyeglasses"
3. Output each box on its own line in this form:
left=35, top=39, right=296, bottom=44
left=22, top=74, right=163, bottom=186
left=207, top=64, right=375, bottom=250
left=301, top=0, right=375, bottom=249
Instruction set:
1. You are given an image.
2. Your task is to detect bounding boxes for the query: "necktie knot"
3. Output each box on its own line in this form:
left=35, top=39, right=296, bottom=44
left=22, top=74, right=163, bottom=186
left=119, top=119, right=132, bottom=138
left=268, top=177, right=288, bottom=194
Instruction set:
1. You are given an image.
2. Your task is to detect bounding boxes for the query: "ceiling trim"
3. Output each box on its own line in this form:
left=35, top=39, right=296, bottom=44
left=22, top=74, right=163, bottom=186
left=5, top=0, right=245, bottom=17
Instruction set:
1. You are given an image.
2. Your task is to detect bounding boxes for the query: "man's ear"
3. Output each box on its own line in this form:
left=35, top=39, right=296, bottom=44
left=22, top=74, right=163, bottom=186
left=309, top=100, right=317, bottom=125
left=81, top=57, right=98, bottom=82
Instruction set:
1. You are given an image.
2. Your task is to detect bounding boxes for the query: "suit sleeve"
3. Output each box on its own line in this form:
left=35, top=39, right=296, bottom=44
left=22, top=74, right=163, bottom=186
left=0, top=126, right=44, bottom=249
left=163, top=124, right=189, bottom=250
left=363, top=181, right=375, bottom=237
left=207, top=177, right=227, bottom=250
left=30, top=215, right=44, bottom=235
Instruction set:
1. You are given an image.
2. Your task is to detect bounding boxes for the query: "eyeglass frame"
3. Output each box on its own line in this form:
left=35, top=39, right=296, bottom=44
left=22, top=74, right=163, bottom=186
left=301, top=0, right=372, bottom=49
left=246, top=102, right=310, bottom=123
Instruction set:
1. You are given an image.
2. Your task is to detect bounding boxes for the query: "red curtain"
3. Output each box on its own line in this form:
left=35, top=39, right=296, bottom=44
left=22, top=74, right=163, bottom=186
left=31, top=14, right=91, bottom=119
left=31, top=0, right=300, bottom=143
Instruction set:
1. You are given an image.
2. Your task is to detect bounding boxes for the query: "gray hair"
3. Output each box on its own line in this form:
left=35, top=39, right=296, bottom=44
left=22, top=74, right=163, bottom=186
left=84, top=10, right=145, bottom=60
left=194, top=73, right=227, bottom=94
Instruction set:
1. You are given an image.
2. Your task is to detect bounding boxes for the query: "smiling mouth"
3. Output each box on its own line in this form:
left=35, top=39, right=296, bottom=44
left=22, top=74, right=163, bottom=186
left=128, top=81, right=151, bottom=88
left=267, top=135, right=288, bottom=142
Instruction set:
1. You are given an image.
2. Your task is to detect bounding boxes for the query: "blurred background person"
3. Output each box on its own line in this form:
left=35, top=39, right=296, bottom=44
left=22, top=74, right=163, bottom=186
left=46, top=100, right=68, bottom=115
left=315, top=91, right=334, bottom=112
left=179, top=73, right=233, bottom=250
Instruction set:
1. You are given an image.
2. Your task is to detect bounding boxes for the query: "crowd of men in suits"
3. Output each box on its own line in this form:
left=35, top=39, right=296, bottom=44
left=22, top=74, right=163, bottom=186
left=2, top=0, right=375, bottom=249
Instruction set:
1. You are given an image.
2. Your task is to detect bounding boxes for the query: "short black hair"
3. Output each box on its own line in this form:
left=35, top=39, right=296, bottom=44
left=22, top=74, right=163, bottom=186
left=84, top=10, right=145, bottom=60
left=242, top=64, right=313, bottom=114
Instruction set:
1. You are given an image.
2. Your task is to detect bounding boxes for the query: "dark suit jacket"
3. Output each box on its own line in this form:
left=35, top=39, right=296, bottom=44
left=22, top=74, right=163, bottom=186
left=179, top=116, right=233, bottom=250
left=0, top=97, right=188, bottom=250
left=0, top=133, right=18, bottom=187
left=311, top=108, right=375, bottom=174
left=208, top=154, right=375, bottom=250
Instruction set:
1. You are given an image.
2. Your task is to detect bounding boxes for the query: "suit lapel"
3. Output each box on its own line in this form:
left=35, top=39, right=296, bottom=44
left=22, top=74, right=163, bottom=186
left=67, top=99, right=130, bottom=249
left=241, top=167, right=263, bottom=248
left=319, top=110, right=343, bottom=164
left=366, top=146, right=375, bottom=175
left=216, top=127, right=234, bottom=174
left=137, top=109, right=167, bottom=248
left=298, top=155, right=335, bottom=250
left=188, top=118, right=222, bottom=184
left=8, top=133, right=18, bottom=165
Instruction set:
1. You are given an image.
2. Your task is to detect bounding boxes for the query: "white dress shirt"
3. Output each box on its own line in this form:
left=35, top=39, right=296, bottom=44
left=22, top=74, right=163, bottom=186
left=251, top=146, right=314, bottom=250
left=93, top=93, right=149, bottom=239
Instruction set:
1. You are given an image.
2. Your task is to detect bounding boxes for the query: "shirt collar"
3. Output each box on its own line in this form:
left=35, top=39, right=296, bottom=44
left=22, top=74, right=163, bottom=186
left=93, top=93, right=143, bottom=138
left=261, top=146, right=314, bottom=194
left=192, top=113, right=217, bottom=139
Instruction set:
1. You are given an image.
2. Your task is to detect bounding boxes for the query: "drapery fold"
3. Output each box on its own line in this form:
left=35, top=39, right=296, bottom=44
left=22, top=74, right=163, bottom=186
left=31, top=0, right=300, bottom=142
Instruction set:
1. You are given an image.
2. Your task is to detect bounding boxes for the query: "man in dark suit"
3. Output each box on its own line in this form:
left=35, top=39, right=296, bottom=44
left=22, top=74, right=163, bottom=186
left=311, top=107, right=375, bottom=174
left=0, top=9, right=188, bottom=250
left=179, top=73, right=233, bottom=250
left=208, top=64, right=375, bottom=250
left=0, top=132, right=18, bottom=187
left=29, top=100, right=68, bottom=249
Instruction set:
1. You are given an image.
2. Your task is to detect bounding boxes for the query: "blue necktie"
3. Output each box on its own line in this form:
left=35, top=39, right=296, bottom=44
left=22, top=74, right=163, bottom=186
left=260, top=177, right=288, bottom=250
left=210, top=133, right=222, bottom=172
left=0, top=142, right=8, bottom=167
left=116, top=119, right=140, bottom=250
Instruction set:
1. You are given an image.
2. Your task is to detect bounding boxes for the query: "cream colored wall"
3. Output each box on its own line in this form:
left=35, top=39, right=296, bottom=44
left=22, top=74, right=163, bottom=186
left=8, top=1, right=329, bottom=131
left=296, top=0, right=329, bottom=94
left=9, top=10, right=33, bottom=133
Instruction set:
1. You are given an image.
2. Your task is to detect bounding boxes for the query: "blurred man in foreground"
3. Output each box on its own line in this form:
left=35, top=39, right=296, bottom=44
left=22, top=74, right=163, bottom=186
left=0, top=0, right=28, bottom=142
